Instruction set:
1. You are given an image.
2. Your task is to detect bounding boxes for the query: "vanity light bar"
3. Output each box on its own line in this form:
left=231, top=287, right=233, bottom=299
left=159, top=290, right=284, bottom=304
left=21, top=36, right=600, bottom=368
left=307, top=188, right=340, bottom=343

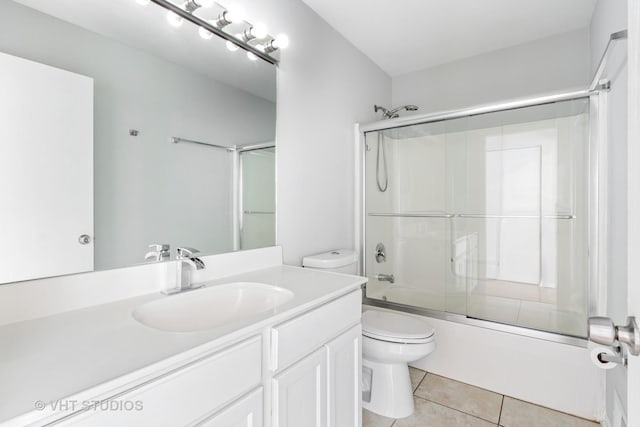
left=148, top=0, right=279, bottom=65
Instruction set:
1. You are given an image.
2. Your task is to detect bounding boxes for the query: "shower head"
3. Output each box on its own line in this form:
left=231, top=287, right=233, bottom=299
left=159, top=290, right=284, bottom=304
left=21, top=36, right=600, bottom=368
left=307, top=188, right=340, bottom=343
left=374, top=104, right=419, bottom=119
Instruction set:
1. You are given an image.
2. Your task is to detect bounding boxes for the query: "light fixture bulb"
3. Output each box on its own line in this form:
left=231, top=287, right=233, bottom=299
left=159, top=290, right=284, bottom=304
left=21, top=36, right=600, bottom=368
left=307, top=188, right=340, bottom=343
left=247, top=51, right=258, bottom=61
left=224, top=4, right=245, bottom=23
left=167, top=11, right=184, bottom=27
left=136, top=0, right=150, bottom=5
left=196, top=0, right=215, bottom=7
left=251, top=22, right=268, bottom=39
left=199, top=26, right=213, bottom=39
left=273, top=33, right=289, bottom=49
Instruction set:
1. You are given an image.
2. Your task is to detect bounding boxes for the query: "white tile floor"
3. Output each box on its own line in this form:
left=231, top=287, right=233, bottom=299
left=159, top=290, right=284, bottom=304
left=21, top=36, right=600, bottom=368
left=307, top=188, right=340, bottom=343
left=363, top=367, right=600, bottom=427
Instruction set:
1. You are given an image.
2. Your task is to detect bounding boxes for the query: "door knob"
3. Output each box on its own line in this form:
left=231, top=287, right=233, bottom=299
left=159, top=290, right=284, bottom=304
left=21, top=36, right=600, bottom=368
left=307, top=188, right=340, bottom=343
left=78, top=234, right=91, bottom=245
left=588, top=316, right=640, bottom=356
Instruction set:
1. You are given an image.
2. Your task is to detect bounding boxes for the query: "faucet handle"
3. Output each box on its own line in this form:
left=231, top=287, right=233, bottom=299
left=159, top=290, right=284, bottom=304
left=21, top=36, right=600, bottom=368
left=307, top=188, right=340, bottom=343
left=177, top=247, right=200, bottom=258
left=145, top=243, right=170, bottom=261
left=149, top=243, right=170, bottom=252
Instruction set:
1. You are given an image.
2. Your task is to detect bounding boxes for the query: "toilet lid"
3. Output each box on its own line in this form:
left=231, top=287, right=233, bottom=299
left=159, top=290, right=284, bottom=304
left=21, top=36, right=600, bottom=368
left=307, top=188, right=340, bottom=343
left=362, top=310, right=435, bottom=344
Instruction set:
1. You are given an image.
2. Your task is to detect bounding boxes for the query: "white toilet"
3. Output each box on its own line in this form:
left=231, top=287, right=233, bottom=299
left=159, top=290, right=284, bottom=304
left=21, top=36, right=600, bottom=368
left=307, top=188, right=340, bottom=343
left=361, top=309, right=435, bottom=418
left=302, top=249, right=436, bottom=419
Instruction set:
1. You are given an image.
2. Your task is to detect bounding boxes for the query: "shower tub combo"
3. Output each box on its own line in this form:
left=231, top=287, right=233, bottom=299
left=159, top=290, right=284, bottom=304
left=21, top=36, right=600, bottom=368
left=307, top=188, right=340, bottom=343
left=355, top=90, right=611, bottom=419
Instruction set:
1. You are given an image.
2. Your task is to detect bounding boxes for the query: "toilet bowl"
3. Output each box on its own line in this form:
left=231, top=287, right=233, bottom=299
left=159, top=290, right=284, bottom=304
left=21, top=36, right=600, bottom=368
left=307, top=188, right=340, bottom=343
left=362, top=309, right=435, bottom=419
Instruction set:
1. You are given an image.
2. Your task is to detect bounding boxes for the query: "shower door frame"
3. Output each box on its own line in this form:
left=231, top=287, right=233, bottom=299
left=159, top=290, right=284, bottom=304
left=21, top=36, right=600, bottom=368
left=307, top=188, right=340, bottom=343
left=233, top=142, right=276, bottom=251
left=355, top=89, right=608, bottom=348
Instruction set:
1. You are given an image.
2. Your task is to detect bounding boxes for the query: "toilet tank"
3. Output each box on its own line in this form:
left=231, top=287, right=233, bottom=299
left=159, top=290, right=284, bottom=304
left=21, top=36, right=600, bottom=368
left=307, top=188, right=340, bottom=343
left=302, top=249, right=359, bottom=275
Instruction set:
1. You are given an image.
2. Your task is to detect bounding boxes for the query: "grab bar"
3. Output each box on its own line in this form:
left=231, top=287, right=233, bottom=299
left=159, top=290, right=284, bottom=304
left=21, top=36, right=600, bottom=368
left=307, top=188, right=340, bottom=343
left=457, top=214, right=575, bottom=219
left=367, top=213, right=574, bottom=219
left=243, top=210, right=275, bottom=214
left=368, top=213, right=455, bottom=218
left=172, top=137, right=235, bottom=151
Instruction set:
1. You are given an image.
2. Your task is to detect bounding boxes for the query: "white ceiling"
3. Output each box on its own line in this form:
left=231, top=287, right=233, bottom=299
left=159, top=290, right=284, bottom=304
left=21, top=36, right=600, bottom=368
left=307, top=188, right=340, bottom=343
left=301, top=0, right=598, bottom=77
left=12, top=0, right=276, bottom=101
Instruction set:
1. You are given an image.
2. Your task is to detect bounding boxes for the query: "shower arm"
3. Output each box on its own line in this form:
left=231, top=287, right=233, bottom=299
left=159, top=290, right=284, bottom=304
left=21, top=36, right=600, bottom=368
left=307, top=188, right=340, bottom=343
left=374, top=104, right=419, bottom=119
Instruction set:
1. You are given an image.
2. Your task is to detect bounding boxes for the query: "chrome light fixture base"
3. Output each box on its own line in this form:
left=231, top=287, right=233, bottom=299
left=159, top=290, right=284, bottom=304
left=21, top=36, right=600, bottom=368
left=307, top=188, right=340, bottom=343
left=149, top=0, right=282, bottom=65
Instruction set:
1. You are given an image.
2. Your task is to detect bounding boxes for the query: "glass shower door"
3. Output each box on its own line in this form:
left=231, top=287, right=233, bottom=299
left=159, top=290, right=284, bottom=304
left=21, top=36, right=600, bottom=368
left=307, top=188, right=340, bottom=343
left=363, top=98, right=591, bottom=337
left=239, top=146, right=275, bottom=250
left=364, top=121, right=461, bottom=314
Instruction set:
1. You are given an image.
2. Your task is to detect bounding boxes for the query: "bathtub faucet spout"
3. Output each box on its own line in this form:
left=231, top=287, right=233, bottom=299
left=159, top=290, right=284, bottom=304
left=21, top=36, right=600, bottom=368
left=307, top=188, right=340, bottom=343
left=377, top=273, right=395, bottom=284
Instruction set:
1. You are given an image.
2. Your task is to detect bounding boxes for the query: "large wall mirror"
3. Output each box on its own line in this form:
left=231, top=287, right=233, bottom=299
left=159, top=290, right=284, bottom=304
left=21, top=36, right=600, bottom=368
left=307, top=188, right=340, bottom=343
left=0, top=0, right=277, bottom=284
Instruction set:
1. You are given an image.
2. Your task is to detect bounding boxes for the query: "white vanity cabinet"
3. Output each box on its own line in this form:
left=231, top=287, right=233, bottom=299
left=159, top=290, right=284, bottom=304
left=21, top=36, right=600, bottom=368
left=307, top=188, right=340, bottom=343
left=270, top=291, right=362, bottom=427
left=33, top=289, right=362, bottom=427
left=272, top=325, right=361, bottom=427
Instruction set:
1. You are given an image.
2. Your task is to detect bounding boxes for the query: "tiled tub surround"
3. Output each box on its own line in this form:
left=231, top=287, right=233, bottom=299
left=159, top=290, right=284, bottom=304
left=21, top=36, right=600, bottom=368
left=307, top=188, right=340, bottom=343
left=0, top=247, right=366, bottom=425
left=364, top=368, right=600, bottom=427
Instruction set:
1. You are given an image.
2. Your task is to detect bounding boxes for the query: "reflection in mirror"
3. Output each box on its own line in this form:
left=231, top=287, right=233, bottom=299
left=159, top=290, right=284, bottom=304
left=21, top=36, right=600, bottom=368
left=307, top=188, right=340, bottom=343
left=240, top=146, right=276, bottom=250
left=0, top=0, right=277, bottom=284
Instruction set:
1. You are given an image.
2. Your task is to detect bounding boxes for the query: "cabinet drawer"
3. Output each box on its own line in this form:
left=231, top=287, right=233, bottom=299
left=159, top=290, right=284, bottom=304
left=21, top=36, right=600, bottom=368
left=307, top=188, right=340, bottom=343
left=271, top=290, right=361, bottom=371
left=67, top=336, right=262, bottom=427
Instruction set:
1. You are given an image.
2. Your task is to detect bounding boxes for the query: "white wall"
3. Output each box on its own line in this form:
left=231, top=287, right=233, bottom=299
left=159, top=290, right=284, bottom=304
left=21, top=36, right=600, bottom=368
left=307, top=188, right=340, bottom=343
left=590, top=0, right=629, bottom=425
left=392, top=28, right=591, bottom=113
left=238, top=0, right=392, bottom=265
left=0, top=0, right=276, bottom=271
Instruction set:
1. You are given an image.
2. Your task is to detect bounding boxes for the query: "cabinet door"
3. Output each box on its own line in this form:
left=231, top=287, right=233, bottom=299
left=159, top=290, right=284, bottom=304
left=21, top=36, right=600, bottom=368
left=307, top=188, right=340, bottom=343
left=272, top=347, right=327, bottom=427
left=326, top=325, right=362, bottom=427
left=198, top=388, right=263, bottom=427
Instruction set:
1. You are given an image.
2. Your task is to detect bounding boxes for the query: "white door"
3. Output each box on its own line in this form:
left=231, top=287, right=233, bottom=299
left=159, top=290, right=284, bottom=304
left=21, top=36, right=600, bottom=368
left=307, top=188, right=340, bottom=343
left=627, top=2, right=640, bottom=425
left=326, top=325, right=361, bottom=427
left=272, top=347, right=327, bottom=427
left=199, top=388, right=263, bottom=427
left=0, top=52, right=93, bottom=283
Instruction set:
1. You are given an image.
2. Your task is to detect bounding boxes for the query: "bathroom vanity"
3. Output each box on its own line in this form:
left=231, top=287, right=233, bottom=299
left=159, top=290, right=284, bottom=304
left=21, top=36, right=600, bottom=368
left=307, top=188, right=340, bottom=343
left=0, top=248, right=366, bottom=427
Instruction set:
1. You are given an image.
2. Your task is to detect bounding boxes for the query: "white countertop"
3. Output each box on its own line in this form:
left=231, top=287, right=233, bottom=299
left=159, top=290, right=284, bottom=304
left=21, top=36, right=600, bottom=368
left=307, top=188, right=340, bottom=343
left=0, top=265, right=366, bottom=424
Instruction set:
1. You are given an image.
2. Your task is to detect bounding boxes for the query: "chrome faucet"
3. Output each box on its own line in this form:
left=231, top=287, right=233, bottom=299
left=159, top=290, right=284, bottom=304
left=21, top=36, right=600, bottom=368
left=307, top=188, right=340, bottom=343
left=377, top=273, right=395, bottom=284
left=164, top=247, right=206, bottom=295
left=145, top=243, right=171, bottom=262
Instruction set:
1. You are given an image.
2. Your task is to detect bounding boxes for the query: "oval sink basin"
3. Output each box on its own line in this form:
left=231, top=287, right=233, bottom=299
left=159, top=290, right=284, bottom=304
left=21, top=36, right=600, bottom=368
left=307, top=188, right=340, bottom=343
left=133, top=282, right=294, bottom=332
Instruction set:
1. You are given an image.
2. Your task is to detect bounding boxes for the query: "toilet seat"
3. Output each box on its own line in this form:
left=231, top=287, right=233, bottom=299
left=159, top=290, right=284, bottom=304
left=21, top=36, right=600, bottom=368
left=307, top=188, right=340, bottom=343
left=362, top=310, right=435, bottom=344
